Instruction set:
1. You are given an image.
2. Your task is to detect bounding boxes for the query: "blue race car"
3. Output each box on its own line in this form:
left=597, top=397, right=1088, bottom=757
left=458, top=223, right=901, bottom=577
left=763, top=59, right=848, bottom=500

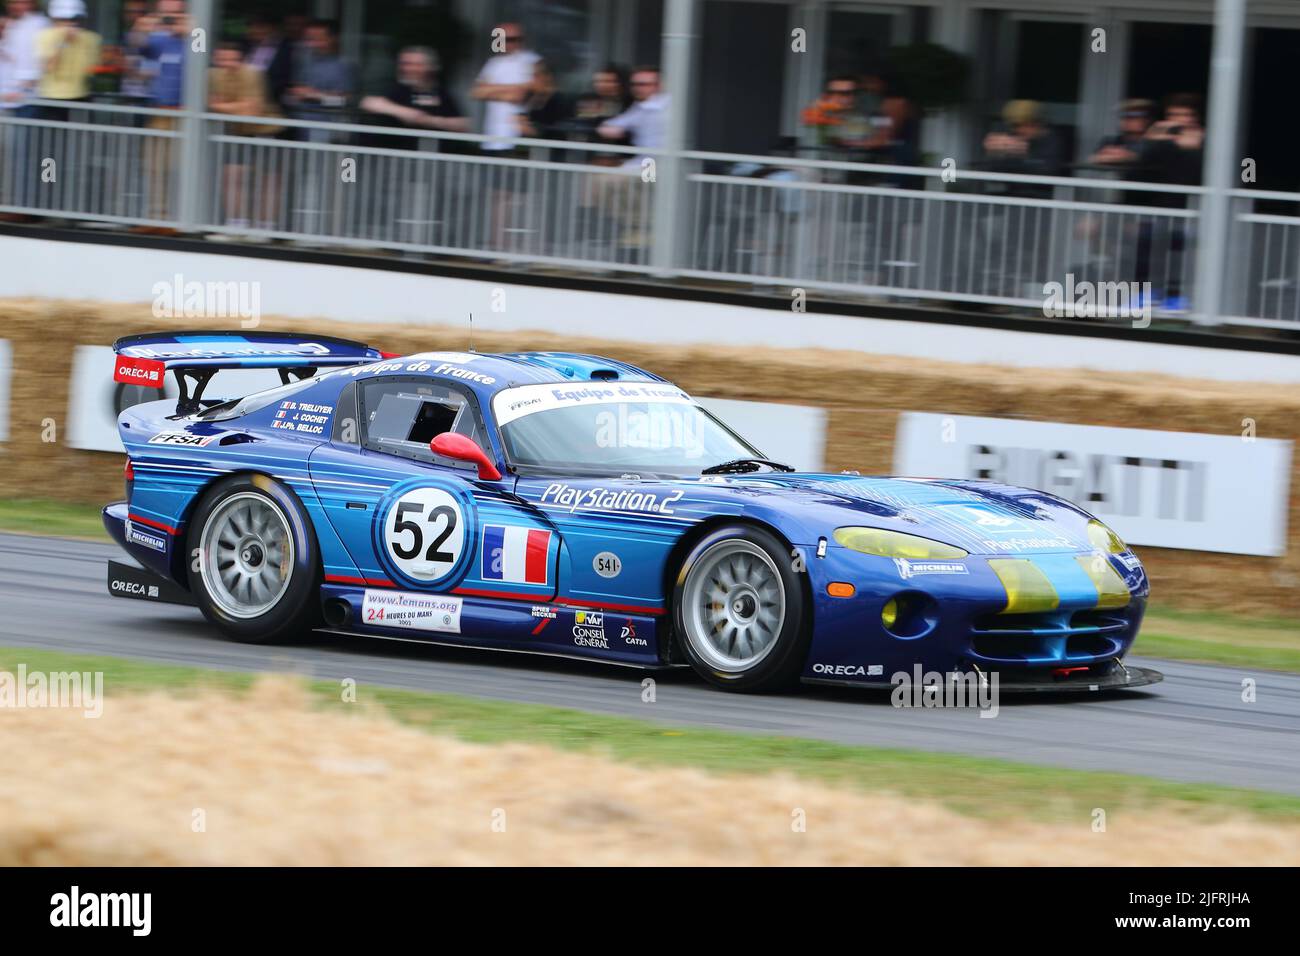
left=104, top=331, right=1160, bottom=694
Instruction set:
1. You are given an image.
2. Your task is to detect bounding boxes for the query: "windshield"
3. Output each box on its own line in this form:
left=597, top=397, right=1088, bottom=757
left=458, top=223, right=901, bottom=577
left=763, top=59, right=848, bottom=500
left=494, top=382, right=761, bottom=476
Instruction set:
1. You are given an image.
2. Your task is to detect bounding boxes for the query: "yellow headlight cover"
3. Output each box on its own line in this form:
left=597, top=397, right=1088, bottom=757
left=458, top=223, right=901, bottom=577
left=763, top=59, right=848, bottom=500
left=1086, top=520, right=1127, bottom=555
left=988, top=559, right=1060, bottom=615
left=1076, top=554, right=1131, bottom=609
left=833, top=527, right=968, bottom=560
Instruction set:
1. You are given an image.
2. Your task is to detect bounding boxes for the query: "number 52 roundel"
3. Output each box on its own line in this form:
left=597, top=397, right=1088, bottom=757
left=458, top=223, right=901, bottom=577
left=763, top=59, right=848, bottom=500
left=375, top=484, right=473, bottom=587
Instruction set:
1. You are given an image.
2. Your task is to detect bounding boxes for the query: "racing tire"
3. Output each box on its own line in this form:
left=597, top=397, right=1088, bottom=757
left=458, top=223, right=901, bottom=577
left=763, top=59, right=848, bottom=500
left=186, top=474, right=321, bottom=644
left=672, top=524, right=809, bottom=693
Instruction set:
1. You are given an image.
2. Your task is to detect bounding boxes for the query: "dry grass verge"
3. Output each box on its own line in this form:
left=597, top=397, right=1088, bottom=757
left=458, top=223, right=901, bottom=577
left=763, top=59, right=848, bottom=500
left=1, top=677, right=1296, bottom=866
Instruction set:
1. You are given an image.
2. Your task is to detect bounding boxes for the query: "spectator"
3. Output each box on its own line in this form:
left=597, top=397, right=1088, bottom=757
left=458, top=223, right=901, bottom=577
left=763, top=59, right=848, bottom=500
left=209, top=39, right=275, bottom=235
left=1, top=0, right=49, bottom=107
left=587, top=64, right=631, bottom=119
left=358, top=46, right=467, bottom=246
left=593, top=65, right=670, bottom=249
left=1143, top=93, right=1204, bottom=188
left=597, top=64, right=669, bottom=167
left=129, top=0, right=187, bottom=108
left=859, top=74, right=919, bottom=180
left=35, top=0, right=99, bottom=107
left=245, top=10, right=294, bottom=114
left=570, top=64, right=630, bottom=165
left=117, top=0, right=149, bottom=99
left=472, top=22, right=539, bottom=154
left=286, top=17, right=355, bottom=143
left=471, top=22, right=540, bottom=253
left=981, top=99, right=1066, bottom=198
left=517, top=60, right=569, bottom=140
left=360, top=45, right=468, bottom=147
left=1135, top=94, right=1204, bottom=312
left=127, top=0, right=186, bottom=231
left=1090, top=98, right=1155, bottom=171
left=801, top=75, right=869, bottom=151
left=0, top=0, right=50, bottom=219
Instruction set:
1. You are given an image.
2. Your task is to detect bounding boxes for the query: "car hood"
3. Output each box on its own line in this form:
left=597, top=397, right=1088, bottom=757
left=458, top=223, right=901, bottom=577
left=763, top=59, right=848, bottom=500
left=718, top=473, right=1096, bottom=556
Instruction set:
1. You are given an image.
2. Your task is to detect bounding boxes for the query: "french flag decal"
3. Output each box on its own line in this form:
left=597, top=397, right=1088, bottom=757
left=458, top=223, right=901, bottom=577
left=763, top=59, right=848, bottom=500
left=482, top=525, right=551, bottom=586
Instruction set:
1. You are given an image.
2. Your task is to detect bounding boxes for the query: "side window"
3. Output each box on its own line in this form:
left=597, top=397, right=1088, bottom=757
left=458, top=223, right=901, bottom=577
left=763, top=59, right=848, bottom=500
left=331, top=382, right=359, bottom=444
left=358, top=377, right=487, bottom=469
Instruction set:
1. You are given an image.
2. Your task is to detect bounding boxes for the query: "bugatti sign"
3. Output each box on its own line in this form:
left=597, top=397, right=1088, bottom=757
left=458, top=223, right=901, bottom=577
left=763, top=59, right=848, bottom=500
left=894, top=412, right=1292, bottom=556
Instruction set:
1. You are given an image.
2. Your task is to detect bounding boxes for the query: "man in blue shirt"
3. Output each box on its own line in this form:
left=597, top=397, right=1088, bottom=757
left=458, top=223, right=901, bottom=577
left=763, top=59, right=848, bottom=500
left=129, top=0, right=187, bottom=107
left=126, top=0, right=188, bottom=230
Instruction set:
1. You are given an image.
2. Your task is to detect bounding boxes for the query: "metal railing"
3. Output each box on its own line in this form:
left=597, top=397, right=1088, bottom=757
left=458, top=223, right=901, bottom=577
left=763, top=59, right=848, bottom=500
left=0, top=99, right=1294, bottom=329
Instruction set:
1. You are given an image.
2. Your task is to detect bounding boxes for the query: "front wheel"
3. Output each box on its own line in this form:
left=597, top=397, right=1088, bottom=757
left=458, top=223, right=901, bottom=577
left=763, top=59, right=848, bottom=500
left=672, top=525, right=809, bottom=692
left=186, top=474, right=320, bottom=644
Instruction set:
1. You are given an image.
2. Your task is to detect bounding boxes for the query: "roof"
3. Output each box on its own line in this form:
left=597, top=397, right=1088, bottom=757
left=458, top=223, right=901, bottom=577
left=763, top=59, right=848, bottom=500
left=400, top=350, right=666, bottom=388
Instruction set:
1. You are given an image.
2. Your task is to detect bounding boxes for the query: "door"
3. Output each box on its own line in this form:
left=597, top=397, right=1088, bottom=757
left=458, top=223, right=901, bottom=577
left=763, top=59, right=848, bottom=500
left=309, top=375, right=560, bottom=602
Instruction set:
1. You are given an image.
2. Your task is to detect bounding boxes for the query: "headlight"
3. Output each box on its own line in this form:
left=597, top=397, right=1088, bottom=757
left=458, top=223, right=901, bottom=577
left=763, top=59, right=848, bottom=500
left=833, top=527, right=968, bottom=560
left=1086, top=519, right=1127, bottom=554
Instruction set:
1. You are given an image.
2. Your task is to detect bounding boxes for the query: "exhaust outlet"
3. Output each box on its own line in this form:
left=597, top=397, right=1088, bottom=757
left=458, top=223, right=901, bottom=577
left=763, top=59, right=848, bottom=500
left=322, top=598, right=351, bottom=628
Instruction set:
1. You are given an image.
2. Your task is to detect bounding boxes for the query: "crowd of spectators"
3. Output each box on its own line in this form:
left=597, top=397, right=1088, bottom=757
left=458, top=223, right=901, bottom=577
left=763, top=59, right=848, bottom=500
left=0, top=4, right=671, bottom=238
left=0, top=0, right=1209, bottom=282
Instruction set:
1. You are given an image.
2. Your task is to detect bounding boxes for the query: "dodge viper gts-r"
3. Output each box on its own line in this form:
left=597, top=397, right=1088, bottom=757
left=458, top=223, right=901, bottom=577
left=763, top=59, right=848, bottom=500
left=103, top=331, right=1160, bottom=694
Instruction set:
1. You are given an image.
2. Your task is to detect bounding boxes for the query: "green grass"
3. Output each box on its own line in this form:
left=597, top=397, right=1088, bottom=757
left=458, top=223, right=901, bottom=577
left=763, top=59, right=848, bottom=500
left=4, top=643, right=1299, bottom=823
left=1139, top=606, right=1300, bottom=672
left=2, top=498, right=1297, bottom=671
left=0, top=498, right=108, bottom=540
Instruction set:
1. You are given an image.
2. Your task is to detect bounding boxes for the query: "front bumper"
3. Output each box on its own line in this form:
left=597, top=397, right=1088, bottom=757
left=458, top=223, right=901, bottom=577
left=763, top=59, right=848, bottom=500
left=801, top=543, right=1151, bottom=684
left=803, top=657, right=1162, bottom=693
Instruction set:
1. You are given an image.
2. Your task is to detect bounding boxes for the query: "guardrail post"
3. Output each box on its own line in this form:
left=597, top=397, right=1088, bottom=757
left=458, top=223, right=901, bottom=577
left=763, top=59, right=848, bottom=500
left=176, top=0, right=213, bottom=230
left=1192, top=0, right=1246, bottom=325
left=651, top=0, right=697, bottom=276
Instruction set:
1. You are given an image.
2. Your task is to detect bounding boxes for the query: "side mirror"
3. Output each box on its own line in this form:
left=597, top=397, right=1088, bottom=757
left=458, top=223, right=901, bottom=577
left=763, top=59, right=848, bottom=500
left=430, top=432, right=502, bottom=481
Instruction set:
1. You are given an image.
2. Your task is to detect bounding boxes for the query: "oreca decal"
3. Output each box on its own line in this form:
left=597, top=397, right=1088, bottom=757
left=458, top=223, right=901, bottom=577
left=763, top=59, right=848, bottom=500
left=372, top=479, right=477, bottom=589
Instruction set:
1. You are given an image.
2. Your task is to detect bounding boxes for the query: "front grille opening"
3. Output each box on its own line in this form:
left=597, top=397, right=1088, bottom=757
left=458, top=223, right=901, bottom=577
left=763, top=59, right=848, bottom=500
left=1066, top=634, right=1119, bottom=657
left=972, top=611, right=1062, bottom=634
left=972, top=633, right=1121, bottom=662
left=972, top=634, right=1044, bottom=661
left=1069, top=610, right=1130, bottom=633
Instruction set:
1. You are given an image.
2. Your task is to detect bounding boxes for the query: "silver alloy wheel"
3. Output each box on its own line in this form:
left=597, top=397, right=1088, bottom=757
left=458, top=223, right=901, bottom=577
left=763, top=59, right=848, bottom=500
left=199, top=492, right=294, bottom=620
left=682, top=538, right=787, bottom=672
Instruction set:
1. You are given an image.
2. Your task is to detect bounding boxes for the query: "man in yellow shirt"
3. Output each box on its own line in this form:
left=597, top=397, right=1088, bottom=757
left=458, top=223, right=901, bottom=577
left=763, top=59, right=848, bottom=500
left=35, top=0, right=99, bottom=103
left=23, top=0, right=99, bottom=214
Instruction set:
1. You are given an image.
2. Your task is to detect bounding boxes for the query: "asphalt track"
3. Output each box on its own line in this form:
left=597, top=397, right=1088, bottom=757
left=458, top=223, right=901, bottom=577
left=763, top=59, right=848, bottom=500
left=3, top=532, right=1298, bottom=795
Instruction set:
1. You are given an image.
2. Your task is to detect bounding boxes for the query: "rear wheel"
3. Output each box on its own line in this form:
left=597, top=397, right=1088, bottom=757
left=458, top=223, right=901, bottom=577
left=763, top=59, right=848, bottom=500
left=187, top=474, right=320, bottom=644
left=673, top=525, right=809, bottom=692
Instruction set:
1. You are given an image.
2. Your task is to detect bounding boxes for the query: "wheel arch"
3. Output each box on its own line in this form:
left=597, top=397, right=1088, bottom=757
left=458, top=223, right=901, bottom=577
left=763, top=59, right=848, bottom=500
left=169, top=469, right=312, bottom=584
left=660, top=515, right=814, bottom=664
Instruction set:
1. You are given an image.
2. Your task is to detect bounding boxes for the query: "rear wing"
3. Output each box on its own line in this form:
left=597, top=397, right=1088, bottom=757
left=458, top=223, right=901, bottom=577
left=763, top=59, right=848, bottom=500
left=113, top=331, right=386, bottom=414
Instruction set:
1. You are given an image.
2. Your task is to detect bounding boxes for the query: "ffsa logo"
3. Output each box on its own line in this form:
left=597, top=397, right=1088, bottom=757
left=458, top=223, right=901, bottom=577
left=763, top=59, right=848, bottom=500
left=50, top=886, right=151, bottom=936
